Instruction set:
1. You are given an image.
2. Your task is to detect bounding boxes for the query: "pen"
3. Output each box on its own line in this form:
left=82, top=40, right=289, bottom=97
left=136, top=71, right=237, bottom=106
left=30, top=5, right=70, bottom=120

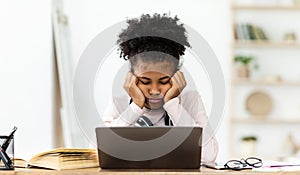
left=267, top=164, right=300, bottom=168
left=1, top=126, right=17, bottom=151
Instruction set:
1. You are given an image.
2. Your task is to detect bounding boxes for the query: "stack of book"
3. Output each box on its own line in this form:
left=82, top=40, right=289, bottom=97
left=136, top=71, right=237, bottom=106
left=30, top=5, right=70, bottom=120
left=13, top=148, right=99, bottom=170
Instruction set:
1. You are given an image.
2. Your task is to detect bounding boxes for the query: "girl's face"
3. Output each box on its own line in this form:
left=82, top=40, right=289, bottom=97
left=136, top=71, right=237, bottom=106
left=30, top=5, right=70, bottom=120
left=132, top=60, right=176, bottom=109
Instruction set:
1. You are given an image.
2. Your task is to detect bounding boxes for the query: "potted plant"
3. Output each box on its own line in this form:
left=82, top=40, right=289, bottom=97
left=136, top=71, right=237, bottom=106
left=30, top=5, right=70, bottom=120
left=241, top=136, right=257, bottom=157
left=234, top=55, right=258, bottom=78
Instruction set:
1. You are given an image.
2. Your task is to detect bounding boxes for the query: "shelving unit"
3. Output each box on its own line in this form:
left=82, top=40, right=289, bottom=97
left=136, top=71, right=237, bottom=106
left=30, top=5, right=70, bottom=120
left=232, top=5, right=300, bottom=11
left=230, top=0, right=300, bottom=160
left=233, top=79, right=300, bottom=86
left=234, top=41, right=300, bottom=48
left=231, top=118, right=300, bottom=124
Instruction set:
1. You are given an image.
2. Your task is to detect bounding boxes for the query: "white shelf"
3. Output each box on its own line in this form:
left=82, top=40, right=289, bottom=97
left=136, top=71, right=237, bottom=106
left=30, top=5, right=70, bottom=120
left=230, top=1, right=300, bottom=159
left=232, top=79, right=300, bottom=86
left=232, top=5, right=300, bottom=11
left=231, top=117, right=300, bottom=124
left=234, top=41, right=300, bottom=48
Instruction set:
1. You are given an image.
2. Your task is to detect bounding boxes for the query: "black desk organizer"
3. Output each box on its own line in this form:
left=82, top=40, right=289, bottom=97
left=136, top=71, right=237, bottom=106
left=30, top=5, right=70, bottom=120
left=0, top=131, right=15, bottom=170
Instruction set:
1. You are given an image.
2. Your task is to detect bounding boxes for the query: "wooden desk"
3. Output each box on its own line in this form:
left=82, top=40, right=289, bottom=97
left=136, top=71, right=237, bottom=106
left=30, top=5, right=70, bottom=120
left=0, top=167, right=299, bottom=175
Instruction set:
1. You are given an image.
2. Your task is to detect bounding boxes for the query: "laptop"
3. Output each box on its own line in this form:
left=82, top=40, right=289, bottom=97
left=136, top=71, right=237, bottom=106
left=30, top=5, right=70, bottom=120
left=95, top=127, right=202, bottom=169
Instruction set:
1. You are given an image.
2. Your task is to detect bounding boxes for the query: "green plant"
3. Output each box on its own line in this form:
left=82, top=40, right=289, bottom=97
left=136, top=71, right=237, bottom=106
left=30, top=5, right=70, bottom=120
left=241, top=136, right=257, bottom=142
left=234, top=55, right=253, bottom=66
left=234, top=55, right=259, bottom=70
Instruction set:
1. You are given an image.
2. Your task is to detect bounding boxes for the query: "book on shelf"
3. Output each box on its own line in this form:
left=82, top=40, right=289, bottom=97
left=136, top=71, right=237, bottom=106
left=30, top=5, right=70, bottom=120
left=12, top=148, right=99, bottom=170
left=234, top=23, right=268, bottom=41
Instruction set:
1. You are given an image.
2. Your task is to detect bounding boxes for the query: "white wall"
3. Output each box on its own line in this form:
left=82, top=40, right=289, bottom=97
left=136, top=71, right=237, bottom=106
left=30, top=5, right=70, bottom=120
left=64, top=0, right=232, bottom=161
left=0, top=0, right=232, bottom=162
left=1, top=0, right=298, bottom=163
left=0, top=0, right=53, bottom=159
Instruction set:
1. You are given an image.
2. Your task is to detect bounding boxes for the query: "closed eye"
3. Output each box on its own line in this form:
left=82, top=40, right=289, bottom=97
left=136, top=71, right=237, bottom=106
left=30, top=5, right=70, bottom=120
left=160, top=80, right=170, bottom=85
left=140, top=80, right=150, bottom=85
left=138, top=77, right=151, bottom=85
left=159, top=77, right=171, bottom=85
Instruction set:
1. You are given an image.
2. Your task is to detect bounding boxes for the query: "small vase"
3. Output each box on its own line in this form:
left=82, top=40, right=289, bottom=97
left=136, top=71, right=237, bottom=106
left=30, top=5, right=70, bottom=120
left=237, top=65, right=250, bottom=78
left=241, top=140, right=257, bottom=157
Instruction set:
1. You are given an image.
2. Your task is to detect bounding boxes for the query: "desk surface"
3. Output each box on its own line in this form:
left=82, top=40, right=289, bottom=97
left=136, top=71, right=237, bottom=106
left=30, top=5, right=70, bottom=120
left=0, top=167, right=299, bottom=175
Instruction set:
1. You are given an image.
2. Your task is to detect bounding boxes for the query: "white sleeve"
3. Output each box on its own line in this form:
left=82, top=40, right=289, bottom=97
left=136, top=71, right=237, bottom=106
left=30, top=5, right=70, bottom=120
left=163, top=91, right=218, bottom=163
left=201, top=125, right=219, bottom=163
left=163, top=91, right=207, bottom=126
left=163, top=97, right=196, bottom=126
left=102, top=97, right=144, bottom=126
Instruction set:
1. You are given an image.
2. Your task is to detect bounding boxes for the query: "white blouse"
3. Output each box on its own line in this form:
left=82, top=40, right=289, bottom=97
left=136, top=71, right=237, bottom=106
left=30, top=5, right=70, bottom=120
left=102, top=90, right=218, bottom=163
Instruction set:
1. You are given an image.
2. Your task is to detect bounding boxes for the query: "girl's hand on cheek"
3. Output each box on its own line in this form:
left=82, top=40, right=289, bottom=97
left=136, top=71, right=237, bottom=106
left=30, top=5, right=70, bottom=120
left=123, top=72, right=145, bottom=108
left=164, top=71, right=186, bottom=103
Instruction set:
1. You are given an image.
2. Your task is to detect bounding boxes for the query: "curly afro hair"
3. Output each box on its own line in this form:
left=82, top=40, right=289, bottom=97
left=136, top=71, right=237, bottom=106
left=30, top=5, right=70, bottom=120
left=117, top=13, right=190, bottom=63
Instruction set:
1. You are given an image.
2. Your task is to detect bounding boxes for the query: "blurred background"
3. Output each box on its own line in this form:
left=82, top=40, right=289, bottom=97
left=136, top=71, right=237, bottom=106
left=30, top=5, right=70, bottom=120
left=1, top=0, right=300, bottom=162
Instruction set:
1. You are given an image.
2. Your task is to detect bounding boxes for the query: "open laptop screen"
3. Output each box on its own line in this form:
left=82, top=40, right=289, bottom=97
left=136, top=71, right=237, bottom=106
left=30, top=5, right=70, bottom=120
left=95, top=127, right=202, bottom=169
